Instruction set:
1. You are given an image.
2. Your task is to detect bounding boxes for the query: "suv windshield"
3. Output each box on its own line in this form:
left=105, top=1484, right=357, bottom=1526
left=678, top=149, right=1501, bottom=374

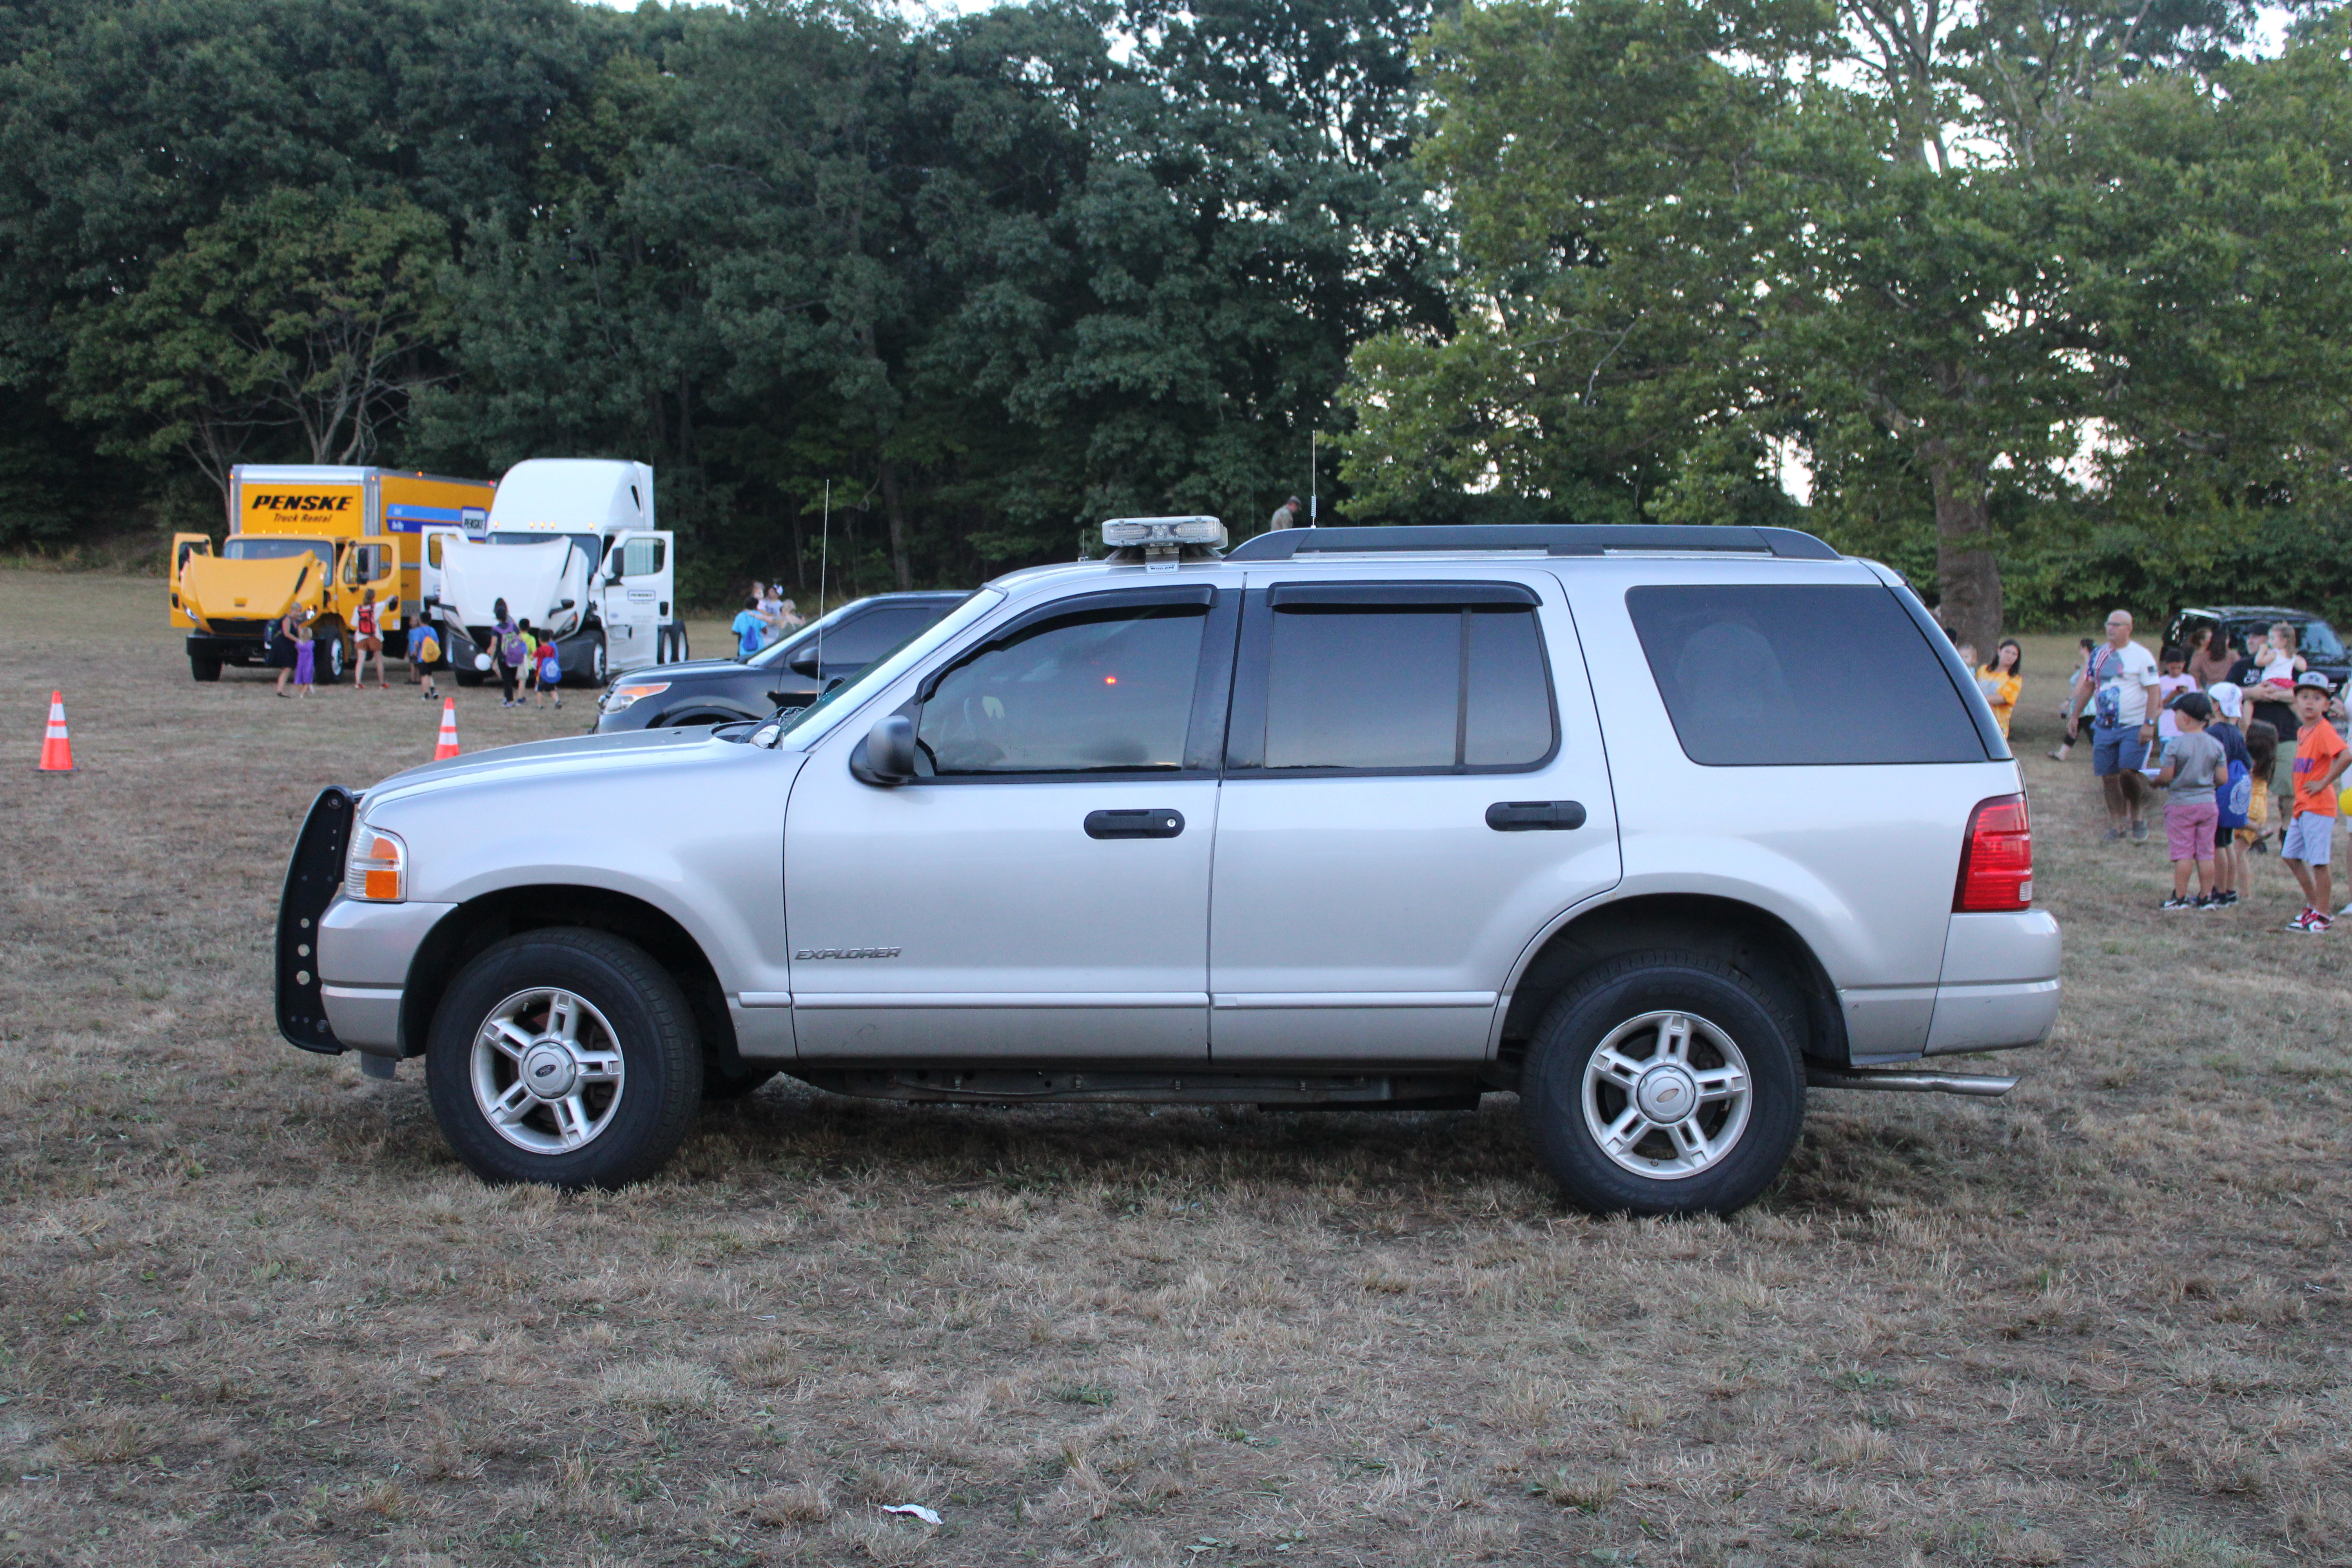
left=775, top=592, right=997, bottom=748
left=2299, top=620, right=2347, bottom=659
left=2221, top=617, right=2346, bottom=660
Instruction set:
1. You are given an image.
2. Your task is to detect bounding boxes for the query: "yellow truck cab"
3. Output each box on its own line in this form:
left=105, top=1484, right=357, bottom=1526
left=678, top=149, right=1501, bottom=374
left=172, top=466, right=494, bottom=682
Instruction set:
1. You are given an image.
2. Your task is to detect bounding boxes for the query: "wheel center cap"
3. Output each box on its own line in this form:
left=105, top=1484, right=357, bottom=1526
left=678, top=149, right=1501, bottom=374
left=1635, top=1063, right=1699, bottom=1123
left=521, top=1042, right=578, bottom=1100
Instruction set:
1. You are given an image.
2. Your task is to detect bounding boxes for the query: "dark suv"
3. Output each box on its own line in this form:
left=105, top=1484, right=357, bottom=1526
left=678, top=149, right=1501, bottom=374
left=594, top=592, right=969, bottom=732
left=2166, top=605, right=2352, bottom=689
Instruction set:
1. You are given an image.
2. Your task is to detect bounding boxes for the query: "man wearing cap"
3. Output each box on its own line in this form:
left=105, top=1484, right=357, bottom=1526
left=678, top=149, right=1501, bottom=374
left=1269, top=496, right=1304, bottom=532
left=2281, top=670, right=2350, bottom=931
left=2066, top=610, right=2161, bottom=841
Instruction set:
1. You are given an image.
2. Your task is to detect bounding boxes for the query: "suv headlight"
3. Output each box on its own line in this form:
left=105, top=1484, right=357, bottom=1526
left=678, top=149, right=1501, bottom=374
left=601, top=680, right=670, bottom=713
left=345, top=824, right=407, bottom=902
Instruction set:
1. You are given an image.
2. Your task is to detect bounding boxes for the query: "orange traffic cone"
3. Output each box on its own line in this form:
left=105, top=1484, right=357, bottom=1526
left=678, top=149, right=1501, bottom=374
left=36, top=690, right=74, bottom=773
left=434, top=698, right=461, bottom=760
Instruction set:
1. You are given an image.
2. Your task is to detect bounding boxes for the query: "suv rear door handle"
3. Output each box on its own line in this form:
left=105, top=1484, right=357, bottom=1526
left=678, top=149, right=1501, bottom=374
left=1085, top=808, right=1185, bottom=840
left=1486, top=800, right=1586, bottom=832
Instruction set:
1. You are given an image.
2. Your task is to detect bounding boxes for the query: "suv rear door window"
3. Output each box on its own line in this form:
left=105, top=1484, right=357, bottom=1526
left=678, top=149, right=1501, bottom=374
left=1626, top=584, right=1986, bottom=765
left=1250, top=583, right=1556, bottom=772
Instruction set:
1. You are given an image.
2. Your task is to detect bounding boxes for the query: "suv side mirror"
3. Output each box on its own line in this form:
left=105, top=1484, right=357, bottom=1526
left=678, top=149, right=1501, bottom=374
left=787, top=646, right=822, bottom=679
left=557, top=597, right=576, bottom=611
left=851, top=714, right=918, bottom=787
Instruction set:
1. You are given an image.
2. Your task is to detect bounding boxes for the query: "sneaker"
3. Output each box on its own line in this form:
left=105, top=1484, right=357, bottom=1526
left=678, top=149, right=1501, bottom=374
left=2218, top=890, right=2240, bottom=907
left=2104, top=826, right=2126, bottom=842
left=2162, top=895, right=2195, bottom=910
left=2130, top=820, right=2149, bottom=842
left=2288, top=908, right=2322, bottom=931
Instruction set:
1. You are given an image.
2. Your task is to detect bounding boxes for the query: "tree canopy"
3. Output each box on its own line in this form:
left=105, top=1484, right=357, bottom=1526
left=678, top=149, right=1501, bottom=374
left=6, top=0, right=2352, bottom=629
left=1341, top=0, right=2352, bottom=644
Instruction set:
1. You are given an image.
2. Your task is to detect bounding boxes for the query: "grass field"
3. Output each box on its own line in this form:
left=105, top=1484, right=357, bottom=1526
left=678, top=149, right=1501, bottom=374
left=1, top=573, right=2347, bottom=1568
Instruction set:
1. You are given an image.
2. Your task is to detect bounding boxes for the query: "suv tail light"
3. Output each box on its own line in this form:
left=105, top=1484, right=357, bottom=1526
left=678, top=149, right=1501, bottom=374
left=1955, top=793, right=2032, bottom=911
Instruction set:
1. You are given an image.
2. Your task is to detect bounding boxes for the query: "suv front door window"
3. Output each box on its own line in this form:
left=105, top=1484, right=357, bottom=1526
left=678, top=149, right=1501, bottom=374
left=782, top=586, right=1236, bottom=1060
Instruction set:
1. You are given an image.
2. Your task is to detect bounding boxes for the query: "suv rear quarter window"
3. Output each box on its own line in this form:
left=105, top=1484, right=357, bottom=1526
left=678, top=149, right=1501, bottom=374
left=1627, top=584, right=1987, bottom=766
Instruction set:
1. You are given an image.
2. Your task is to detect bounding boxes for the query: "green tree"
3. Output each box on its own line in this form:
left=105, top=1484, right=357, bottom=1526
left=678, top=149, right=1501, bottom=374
left=1341, top=0, right=2305, bottom=652
left=62, top=190, right=453, bottom=500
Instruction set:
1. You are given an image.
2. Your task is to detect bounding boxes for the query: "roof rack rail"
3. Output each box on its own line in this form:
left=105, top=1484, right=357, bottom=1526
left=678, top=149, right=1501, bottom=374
left=1225, top=524, right=1841, bottom=563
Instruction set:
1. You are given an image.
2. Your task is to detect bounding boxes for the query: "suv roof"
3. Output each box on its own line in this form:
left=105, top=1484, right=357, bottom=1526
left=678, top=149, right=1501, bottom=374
left=2176, top=605, right=2327, bottom=620
left=1226, top=524, right=1842, bottom=563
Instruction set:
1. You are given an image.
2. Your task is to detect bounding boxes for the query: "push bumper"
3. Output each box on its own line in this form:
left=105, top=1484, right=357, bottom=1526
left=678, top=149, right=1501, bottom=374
left=275, top=787, right=453, bottom=1060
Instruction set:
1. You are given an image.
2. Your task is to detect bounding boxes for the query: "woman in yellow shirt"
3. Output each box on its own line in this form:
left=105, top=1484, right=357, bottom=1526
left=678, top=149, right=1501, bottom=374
left=1977, top=639, right=2022, bottom=737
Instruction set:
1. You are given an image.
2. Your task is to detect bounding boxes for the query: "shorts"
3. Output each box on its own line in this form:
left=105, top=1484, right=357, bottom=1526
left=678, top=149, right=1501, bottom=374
left=357, top=634, right=381, bottom=652
left=2091, top=724, right=2149, bottom=776
left=2214, top=820, right=2234, bottom=850
left=2282, top=811, right=2337, bottom=864
left=2166, top=800, right=2219, bottom=860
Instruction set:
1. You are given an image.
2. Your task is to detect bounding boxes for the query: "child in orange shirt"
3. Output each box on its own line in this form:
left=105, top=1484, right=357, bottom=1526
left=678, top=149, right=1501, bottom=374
left=2282, top=674, right=2350, bottom=932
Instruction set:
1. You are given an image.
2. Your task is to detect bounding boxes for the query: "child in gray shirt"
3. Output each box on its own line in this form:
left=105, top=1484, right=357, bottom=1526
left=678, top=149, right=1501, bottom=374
left=2153, top=691, right=2225, bottom=908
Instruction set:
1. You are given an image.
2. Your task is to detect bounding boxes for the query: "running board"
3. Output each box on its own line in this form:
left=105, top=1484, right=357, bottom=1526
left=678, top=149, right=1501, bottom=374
left=1807, top=1065, right=2017, bottom=1097
left=793, top=1067, right=1485, bottom=1110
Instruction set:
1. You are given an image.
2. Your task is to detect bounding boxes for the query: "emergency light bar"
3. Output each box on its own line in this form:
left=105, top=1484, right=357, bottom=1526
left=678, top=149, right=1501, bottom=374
left=1100, top=516, right=1225, bottom=548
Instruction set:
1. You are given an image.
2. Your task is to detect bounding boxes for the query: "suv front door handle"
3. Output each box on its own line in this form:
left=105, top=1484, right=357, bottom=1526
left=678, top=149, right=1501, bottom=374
left=1486, top=800, right=1586, bottom=832
left=1085, top=808, right=1185, bottom=840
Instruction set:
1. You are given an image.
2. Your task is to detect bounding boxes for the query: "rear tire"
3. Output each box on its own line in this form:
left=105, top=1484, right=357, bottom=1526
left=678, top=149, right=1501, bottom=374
left=1519, top=950, right=1804, bottom=1217
left=190, top=656, right=221, bottom=682
left=426, top=929, right=703, bottom=1189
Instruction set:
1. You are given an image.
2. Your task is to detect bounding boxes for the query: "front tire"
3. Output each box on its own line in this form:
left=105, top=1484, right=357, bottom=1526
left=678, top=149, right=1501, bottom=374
left=1520, top=951, right=1804, bottom=1217
left=426, top=929, right=703, bottom=1188
left=190, top=655, right=221, bottom=682
left=588, top=633, right=609, bottom=685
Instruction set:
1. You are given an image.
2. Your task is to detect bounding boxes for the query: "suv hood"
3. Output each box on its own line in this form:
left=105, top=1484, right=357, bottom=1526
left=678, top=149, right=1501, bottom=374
left=358, top=724, right=732, bottom=816
left=622, top=654, right=755, bottom=683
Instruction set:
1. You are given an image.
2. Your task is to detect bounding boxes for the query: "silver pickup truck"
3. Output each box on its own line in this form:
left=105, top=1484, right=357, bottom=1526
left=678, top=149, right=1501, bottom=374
left=275, top=521, right=2059, bottom=1216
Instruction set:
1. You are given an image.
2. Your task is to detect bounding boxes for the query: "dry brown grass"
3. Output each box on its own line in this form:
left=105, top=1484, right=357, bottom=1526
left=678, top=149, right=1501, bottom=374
left=0, top=578, right=2346, bottom=1566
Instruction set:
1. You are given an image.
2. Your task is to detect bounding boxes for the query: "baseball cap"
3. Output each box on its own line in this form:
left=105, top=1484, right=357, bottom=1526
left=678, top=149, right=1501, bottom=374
left=2205, top=681, right=2243, bottom=719
left=2296, top=670, right=2333, bottom=694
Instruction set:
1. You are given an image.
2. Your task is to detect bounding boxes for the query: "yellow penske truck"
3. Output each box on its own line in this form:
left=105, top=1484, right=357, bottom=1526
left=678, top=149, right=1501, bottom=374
left=171, top=466, right=494, bottom=682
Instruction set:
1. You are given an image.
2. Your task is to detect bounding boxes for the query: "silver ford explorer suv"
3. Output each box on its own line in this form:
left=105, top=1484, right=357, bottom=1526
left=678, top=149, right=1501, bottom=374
left=275, top=521, right=2059, bottom=1216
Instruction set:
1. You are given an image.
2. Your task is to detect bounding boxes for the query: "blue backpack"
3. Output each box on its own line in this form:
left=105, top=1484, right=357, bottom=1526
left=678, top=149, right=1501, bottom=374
left=2218, top=756, right=2252, bottom=829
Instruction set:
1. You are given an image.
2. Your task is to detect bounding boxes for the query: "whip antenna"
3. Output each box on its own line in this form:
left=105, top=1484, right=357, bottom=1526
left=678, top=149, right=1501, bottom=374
left=816, top=479, right=829, bottom=677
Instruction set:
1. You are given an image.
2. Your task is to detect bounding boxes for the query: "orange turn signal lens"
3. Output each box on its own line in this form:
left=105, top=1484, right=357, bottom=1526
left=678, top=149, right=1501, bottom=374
left=344, top=825, right=408, bottom=902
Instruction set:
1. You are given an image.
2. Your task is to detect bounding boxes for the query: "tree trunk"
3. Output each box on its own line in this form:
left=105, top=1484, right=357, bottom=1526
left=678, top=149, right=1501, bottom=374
left=877, top=456, right=912, bottom=592
left=1923, top=439, right=2002, bottom=656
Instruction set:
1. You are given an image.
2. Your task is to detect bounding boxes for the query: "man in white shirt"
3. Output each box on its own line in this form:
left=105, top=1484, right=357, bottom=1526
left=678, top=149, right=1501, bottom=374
left=2066, top=608, right=2161, bottom=842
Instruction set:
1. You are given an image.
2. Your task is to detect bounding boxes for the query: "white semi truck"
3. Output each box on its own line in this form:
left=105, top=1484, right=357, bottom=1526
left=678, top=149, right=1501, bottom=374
left=428, top=459, right=685, bottom=687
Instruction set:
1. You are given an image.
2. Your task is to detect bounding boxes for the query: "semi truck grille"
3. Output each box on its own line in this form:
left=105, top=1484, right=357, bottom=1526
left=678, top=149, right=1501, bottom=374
left=205, top=619, right=269, bottom=638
